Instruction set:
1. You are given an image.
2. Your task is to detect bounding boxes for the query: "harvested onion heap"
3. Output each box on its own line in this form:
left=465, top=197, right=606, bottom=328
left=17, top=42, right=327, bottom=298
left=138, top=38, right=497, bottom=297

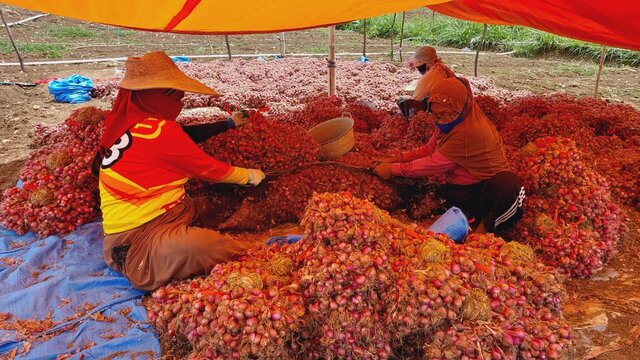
left=511, top=136, right=626, bottom=278
left=147, top=192, right=572, bottom=359
left=219, top=163, right=402, bottom=231
left=0, top=107, right=106, bottom=237
left=200, top=110, right=321, bottom=172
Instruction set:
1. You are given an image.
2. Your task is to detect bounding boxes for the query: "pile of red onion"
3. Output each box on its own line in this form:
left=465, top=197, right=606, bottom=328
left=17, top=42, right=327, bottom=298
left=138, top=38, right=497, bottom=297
left=146, top=192, right=572, bottom=359
left=0, top=107, right=106, bottom=237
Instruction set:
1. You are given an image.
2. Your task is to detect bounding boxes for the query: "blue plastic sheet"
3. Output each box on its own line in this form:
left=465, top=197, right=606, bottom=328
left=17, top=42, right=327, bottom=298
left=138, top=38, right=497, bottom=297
left=48, top=75, right=93, bottom=104
left=0, top=222, right=161, bottom=359
left=170, top=56, right=191, bottom=63
left=428, top=206, right=470, bottom=244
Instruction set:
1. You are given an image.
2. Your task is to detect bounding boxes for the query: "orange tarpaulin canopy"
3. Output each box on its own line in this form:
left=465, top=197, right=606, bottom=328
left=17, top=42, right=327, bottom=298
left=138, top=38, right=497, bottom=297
left=3, top=0, right=639, bottom=50
left=1, top=0, right=449, bottom=34
left=428, top=0, right=640, bottom=51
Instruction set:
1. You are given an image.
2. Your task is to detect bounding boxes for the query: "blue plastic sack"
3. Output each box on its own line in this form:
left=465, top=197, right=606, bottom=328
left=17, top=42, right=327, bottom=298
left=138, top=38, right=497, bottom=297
left=171, top=56, right=191, bottom=63
left=358, top=56, right=370, bottom=63
left=48, top=75, right=93, bottom=104
left=428, top=207, right=470, bottom=244
left=266, top=235, right=304, bottom=246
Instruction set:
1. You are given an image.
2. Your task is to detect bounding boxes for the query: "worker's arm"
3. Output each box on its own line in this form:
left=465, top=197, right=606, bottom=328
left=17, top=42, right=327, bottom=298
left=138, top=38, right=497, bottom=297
left=156, top=121, right=252, bottom=185
left=181, top=111, right=250, bottom=143
left=181, top=121, right=231, bottom=144
left=400, top=132, right=438, bottom=162
left=412, top=70, right=446, bottom=101
left=391, top=150, right=457, bottom=178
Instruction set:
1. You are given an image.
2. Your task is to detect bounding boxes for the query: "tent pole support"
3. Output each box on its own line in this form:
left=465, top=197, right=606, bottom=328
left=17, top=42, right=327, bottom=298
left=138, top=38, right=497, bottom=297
left=225, top=35, right=232, bottom=61
left=278, top=32, right=285, bottom=58
left=0, top=9, right=25, bottom=72
left=474, top=24, right=488, bottom=77
left=594, top=46, right=606, bottom=98
left=362, top=19, right=367, bottom=58
left=328, top=25, right=336, bottom=96
left=390, top=13, right=397, bottom=61
left=399, top=12, right=406, bottom=62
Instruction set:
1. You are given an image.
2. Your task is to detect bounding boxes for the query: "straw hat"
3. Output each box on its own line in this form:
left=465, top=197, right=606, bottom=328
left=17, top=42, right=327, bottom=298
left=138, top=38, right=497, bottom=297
left=119, top=51, right=217, bottom=95
left=404, top=46, right=438, bottom=69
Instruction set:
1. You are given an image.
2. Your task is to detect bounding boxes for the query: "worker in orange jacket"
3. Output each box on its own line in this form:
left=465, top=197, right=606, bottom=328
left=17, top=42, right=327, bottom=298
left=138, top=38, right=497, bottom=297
left=398, top=46, right=456, bottom=117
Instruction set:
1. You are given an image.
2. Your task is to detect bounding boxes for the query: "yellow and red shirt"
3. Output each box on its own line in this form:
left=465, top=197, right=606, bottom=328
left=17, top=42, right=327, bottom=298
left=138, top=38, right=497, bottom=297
left=99, top=118, right=248, bottom=234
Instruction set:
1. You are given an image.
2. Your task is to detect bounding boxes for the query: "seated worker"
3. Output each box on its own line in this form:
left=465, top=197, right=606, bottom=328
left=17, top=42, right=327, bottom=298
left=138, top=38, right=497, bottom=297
left=375, top=77, right=525, bottom=235
left=98, top=51, right=265, bottom=291
left=397, top=45, right=456, bottom=117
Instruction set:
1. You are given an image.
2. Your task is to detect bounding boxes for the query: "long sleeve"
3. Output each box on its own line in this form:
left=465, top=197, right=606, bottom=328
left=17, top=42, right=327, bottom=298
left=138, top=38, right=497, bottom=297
left=155, top=122, right=249, bottom=185
left=181, top=119, right=232, bottom=144
left=391, top=150, right=457, bottom=178
left=401, top=132, right=438, bottom=162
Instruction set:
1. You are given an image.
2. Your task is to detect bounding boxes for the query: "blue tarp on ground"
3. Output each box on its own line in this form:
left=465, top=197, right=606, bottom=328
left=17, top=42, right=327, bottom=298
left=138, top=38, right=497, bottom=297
left=0, top=221, right=161, bottom=359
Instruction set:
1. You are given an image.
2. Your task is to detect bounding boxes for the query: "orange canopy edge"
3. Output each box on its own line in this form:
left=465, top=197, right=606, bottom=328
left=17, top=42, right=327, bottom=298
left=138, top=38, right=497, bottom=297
left=428, top=0, right=640, bottom=51
left=1, top=0, right=451, bottom=34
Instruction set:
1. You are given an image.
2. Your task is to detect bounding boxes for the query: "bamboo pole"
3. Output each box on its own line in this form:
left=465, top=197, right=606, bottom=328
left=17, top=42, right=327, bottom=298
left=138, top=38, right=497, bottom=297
left=594, top=46, right=607, bottom=98
left=328, top=26, right=336, bottom=96
left=399, top=12, right=406, bottom=62
left=225, top=35, right=232, bottom=61
left=474, top=24, right=488, bottom=77
left=0, top=9, right=25, bottom=72
left=390, top=13, right=397, bottom=61
left=362, top=19, right=367, bottom=58
left=278, top=32, right=286, bottom=58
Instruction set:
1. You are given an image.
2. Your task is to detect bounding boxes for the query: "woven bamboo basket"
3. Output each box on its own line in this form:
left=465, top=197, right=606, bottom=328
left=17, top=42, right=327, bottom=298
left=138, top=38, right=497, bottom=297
left=307, top=112, right=355, bottom=160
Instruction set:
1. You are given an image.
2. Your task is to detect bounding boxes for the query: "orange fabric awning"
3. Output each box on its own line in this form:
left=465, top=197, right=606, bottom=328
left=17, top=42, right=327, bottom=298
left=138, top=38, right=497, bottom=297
left=428, top=0, right=640, bottom=51
left=2, top=0, right=450, bottom=34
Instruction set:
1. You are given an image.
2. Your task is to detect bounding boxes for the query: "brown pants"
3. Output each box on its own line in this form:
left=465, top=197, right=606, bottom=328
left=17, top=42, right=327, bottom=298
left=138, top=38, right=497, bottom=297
left=103, top=197, right=256, bottom=291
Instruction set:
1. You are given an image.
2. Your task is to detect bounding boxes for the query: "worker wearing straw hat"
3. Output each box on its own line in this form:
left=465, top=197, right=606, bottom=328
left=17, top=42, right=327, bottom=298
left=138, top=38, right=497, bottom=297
left=397, top=46, right=456, bottom=117
left=376, top=76, right=525, bottom=235
left=98, top=51, right=265, bottom=291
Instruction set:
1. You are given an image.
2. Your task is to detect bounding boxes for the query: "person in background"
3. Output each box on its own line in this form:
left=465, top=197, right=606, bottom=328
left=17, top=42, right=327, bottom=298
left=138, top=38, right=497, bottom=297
left=397, top=46, right=456, bottom=117
left=375, top=76, right=525, bottom=235
left=98, top=51, right=265, bottom=291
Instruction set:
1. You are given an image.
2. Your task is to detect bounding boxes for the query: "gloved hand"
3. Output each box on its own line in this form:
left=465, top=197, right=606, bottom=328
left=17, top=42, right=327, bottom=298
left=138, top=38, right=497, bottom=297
left=246, top=168, right=265, bottom=186
left=373, top=163, right=393, bottom=180
left=229, top=110, right=250, bottom=128
left=375, top=154, right=402, bottom=163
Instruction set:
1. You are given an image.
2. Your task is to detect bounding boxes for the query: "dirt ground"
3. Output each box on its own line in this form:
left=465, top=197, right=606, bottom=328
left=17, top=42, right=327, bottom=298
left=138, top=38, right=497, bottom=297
left=1, top=5, right=639, bottom=360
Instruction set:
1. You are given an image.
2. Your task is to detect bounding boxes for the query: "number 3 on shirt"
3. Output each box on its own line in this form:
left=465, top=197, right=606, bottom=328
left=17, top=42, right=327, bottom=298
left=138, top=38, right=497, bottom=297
left=101, top=132, right=132, bottom=169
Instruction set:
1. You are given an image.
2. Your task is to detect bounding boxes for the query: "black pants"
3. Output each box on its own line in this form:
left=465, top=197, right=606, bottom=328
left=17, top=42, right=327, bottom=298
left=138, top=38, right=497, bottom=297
left=441, top=172, right=525, bottom=234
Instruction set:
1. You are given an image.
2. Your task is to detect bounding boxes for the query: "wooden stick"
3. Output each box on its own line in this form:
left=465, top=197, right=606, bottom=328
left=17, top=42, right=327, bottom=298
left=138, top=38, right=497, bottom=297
left=594, top=46, right=606, bottom=98
left=362, top=19, right=367, bottom=57
left=0, top=9, right=25, bottom=72
left=474, top=24, right=488, bottom=77
left=399, top=12, right=406, bottom=62
left=328, top=26, right=336, bottom=96
left=225, top=35, right=232, bottom=61
left=278, top=32, right=285, bottom=58
left=4, top=14, right=47, bottom=27
left=390, top=13, right=397, bottom=61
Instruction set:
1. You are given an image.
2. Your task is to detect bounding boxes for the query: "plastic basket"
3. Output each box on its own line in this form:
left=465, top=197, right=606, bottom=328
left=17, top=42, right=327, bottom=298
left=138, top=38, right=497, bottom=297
left=307, top=112, right=355, bottom=160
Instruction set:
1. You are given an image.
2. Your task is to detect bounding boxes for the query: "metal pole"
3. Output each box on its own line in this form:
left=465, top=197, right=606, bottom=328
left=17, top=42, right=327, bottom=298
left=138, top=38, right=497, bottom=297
left=474, top=24, right=488, bottom=77
left=278, top=32, right=285, bottom=58
left=594, top=46, right=606, bottom=98
left=399, top=12, right=406, bottom=62
left=328, top=26, right=336, bottom=96
left=0, top=9, right=25, bottom=72
left=225, top=35, right=232, bottom=61
left=390, top=13, right=397, bottom=61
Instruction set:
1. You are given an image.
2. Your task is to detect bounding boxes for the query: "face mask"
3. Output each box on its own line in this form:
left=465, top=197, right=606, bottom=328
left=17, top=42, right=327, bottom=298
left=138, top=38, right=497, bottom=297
left=435, top=113, right=465, bottom=134
left=432, top=91, right=469, bottom=134
left=417, top=63, right=428, bottom=75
